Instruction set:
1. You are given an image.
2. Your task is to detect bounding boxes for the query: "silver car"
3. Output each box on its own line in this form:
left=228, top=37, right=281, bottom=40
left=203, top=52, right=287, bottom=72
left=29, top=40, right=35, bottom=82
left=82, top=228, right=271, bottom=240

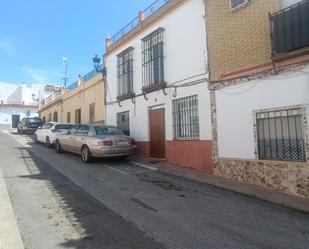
left=55, top=124, right=137, bottom=163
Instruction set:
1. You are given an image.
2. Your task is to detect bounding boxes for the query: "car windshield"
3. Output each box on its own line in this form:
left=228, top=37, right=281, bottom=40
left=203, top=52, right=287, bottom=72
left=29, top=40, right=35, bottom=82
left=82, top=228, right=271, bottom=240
left=55, top=124, right=73, bottom=130
left=95, top=126, right=124, bottom=136
left=27, top=118, right=41, bottom=123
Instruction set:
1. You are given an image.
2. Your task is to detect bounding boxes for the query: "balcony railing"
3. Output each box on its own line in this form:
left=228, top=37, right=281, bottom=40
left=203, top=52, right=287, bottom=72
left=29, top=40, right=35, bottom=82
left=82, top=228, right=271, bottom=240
left=270, top=0, right=309, bottom=58
left=111, top=17, right=139, bottom=44
left=66, top=69, right=100, bottom=91
left=39, top=91, right=62, bottom=109
left=110, top=0, right=171, bottom=45
left=144, top=0, right=170, bottom=19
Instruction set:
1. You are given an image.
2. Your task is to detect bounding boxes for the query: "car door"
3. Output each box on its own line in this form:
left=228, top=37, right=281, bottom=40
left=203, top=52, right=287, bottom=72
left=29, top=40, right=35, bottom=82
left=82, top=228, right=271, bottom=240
left=36, top=123, right=45, bottom=142
left=40, top=123, right=53, bottom=142
left=72, top=125, right=90, bottom=154
left=61, top=125, right=78, bottom=152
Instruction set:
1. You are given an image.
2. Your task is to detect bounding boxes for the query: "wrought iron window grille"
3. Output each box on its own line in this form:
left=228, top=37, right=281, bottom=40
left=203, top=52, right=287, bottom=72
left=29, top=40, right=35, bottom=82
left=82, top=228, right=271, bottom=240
left=142, top=28, right=165, bottom=93
left=172, top=95, right=200, bottom=140
left=117, top=47, right=135, bottom=100
left=256, top=108, right=306, bottom=162
left=117, top=111, right=130, bottom=136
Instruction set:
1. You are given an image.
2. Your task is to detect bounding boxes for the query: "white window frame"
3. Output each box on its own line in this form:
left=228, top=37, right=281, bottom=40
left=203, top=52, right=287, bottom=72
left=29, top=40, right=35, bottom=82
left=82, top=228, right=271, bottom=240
left=230, top=0, right=249, bottom=11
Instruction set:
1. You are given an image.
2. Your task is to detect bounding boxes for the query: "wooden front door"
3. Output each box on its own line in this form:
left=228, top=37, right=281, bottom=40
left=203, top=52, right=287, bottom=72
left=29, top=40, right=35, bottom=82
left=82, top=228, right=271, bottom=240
left=149, top=108, right=165, bottom=159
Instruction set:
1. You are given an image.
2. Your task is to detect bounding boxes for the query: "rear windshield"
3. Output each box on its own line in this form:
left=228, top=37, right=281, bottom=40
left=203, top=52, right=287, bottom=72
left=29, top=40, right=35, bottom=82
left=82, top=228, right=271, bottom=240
left=95, top=126, right=124, bottom=136
left=27, top=118, right=42, bottom=123
left=55, top=124, right=73, bottom=130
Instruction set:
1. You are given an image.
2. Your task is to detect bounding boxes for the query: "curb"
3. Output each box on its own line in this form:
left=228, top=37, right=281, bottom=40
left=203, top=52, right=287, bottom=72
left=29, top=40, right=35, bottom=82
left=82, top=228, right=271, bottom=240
left=157, top=163, right=309, bottom=214
left=129, top=158, right=309, bottom=214
left=0, top=167, right=24, bottom=249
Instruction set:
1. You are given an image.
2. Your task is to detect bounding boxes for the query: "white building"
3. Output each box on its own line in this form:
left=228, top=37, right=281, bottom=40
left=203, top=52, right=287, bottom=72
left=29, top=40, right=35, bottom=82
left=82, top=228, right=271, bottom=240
left=104, top=0, right=213, bottom=171
left=0, top=82, right=55, bottom=126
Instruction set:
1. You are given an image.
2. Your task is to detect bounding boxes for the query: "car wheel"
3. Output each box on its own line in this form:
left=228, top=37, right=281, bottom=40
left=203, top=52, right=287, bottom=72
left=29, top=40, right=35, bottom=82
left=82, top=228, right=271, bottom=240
left=81, top=146, right=92, bottom=163
left=33, top=134, right=38, bottom=143
left=55, top=140, right=62, bottom=153
left=46, top=137, right=52, bottom=148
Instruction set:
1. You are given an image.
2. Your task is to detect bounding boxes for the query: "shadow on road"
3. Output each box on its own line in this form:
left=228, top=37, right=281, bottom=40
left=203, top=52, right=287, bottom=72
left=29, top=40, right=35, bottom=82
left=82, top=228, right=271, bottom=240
left=16, top=146, right=166, bottom=249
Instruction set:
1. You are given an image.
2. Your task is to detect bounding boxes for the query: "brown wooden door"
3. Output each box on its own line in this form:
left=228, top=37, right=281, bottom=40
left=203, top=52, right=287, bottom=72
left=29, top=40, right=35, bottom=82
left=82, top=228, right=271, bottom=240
left=149, top=108, right=165, bottom=159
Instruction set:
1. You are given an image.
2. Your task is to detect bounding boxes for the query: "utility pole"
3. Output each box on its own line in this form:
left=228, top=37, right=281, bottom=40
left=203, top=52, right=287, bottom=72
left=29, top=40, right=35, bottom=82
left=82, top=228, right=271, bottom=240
left=61, top=57, right=69, bottom=87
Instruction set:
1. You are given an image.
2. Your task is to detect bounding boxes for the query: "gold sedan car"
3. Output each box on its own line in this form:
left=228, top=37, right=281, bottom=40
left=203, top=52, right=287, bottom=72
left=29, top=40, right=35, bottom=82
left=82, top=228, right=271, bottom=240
left=55, top=124, right=137, bottom=163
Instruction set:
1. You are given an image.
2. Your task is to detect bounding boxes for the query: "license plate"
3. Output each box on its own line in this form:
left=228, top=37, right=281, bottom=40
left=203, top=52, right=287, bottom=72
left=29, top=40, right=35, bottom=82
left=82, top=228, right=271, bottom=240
left=117, top=140, right=129, bottom=146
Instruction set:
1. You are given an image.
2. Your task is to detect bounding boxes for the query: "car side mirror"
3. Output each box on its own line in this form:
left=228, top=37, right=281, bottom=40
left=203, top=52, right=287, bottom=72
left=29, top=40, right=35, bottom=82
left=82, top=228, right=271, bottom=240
left=67, top=131, right=70, bottom=135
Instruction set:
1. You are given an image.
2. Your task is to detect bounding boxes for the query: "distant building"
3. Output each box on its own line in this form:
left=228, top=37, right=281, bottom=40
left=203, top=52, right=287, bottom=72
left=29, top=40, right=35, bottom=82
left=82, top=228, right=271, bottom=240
left=0, top=82, right=57, bottom=127
left=38, top=70, right=105, bottom=125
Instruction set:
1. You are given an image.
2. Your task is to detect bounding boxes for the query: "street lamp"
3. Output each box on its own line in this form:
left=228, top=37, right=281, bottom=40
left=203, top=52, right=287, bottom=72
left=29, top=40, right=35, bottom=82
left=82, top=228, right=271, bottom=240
left=61, top=57, right=69, bottom=87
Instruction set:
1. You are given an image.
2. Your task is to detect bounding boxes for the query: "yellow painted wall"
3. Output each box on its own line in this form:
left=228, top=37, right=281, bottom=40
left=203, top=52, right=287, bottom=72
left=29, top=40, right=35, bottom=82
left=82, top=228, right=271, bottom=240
left=39, top=101, right=62, bottom=122
left=38, top=74, right=105, bottom=124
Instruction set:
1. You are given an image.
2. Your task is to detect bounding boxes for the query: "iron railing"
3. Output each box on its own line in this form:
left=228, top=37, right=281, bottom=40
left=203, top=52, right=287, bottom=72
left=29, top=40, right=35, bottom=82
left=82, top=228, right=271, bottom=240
left=270, top=0, right=309, bottom=56
left=256, top=108, right=305, bottom=162
left=110, top=0, right=171, bottom=45
left=142, top=28, right=165, bottom=90
left=66, top=69, right=100, bottom=91
left=111, top=17, right=139, bottom=44
left=172, top=95, right=200, bottom=140
left=144, top=0, right=170, bottom=19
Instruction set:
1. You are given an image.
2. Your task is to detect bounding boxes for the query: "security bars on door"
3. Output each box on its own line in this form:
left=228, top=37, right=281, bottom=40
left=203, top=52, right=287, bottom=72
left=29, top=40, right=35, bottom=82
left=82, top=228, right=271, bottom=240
left=173, top=95, right=200, bottom=140
left=142, top=28, right=165, bottom=89
left=117, top=48, right=134, bottom=97
left=256, top=108, right=305, bottom=162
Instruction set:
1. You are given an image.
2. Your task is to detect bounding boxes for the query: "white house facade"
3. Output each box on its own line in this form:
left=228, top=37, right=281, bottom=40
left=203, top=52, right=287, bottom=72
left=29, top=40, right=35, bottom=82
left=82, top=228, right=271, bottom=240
left=104, top=0, right=213, bottom=172
left=0, top=82, right=55, bottom=126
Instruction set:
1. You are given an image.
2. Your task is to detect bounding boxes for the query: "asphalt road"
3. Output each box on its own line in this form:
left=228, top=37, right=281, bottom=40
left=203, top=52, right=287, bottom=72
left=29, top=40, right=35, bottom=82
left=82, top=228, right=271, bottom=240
left=0, top=129, right=309, bottom=249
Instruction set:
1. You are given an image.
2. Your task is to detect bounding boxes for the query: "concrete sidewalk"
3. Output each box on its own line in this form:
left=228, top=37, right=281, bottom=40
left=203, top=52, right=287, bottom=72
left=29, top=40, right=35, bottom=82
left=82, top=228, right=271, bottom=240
left=0, top=166, right=24, bottom=249
left=131, top=157, right=309, bottom=213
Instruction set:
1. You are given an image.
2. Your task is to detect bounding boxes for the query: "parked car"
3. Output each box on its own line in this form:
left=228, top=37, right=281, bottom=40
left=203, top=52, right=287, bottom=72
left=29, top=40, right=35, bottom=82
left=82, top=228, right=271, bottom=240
left=34, top=122, right=74, bottom=148
left=55, top=124, right=137, bottom=163
left=17, top=117, right=43, bottom=134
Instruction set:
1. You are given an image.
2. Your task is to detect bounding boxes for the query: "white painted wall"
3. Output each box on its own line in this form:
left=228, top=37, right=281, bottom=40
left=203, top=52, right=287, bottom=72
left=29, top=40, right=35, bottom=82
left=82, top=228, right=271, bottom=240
left=105, top=0, right=211, bottom=141
left=0, top=82, right=47, bottom=105
left=0, top=82, right=53, bottom=124
left=0, top=107, right=38, bottom=125
left=216, top=65, right=309, bottom=159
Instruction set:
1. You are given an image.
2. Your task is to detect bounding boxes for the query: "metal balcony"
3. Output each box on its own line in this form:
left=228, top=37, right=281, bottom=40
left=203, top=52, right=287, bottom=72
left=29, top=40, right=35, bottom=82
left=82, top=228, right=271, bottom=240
left=270, top=0, right=309, bottom=60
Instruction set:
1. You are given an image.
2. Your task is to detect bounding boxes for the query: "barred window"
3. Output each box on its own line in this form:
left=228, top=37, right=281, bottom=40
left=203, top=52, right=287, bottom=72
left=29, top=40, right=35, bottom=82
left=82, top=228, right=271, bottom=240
left=89, top=103, right=95, bottom=124
left=75, top=108, right=81, bottom=124
left=117, top=47, right=134, bottom=97
left=117, top=111, right=130, bottom=136
left=67, top=112, right=71, bottom=123
left=142, top=28, right=164, bottom=88
left=256, top=108, right=305, bottom=162
left=53, top=111, right=58, bottom=122
left=173, top=95, right=199, bottom=140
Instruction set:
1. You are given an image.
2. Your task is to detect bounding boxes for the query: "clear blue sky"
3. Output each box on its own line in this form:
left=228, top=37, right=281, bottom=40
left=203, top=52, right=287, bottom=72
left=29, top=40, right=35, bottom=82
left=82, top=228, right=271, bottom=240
left=0, top=0, right=150, bottom=85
